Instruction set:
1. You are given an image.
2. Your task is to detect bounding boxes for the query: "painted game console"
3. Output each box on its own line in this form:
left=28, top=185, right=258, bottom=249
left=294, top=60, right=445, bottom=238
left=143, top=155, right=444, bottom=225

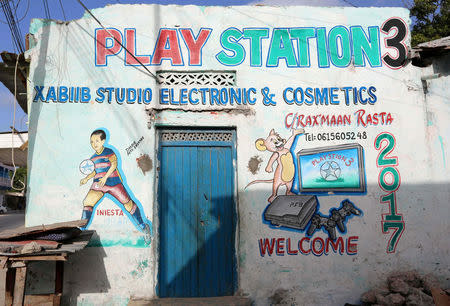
left=264, top=195, right=318, bottom=230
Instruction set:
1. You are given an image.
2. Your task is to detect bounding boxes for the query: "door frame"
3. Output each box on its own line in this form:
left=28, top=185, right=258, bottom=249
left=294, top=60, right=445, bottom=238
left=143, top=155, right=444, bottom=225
left=155, top=127, right=239, bottom=297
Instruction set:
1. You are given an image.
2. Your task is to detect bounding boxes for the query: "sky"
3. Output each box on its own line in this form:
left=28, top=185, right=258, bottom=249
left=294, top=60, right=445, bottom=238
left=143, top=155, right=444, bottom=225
left=0, top=0, right=408, bottom=133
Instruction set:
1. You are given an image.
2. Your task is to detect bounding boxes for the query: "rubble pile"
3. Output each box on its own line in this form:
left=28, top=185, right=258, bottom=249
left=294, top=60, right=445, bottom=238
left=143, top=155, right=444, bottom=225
left=359, top=271, right=450, bottom=306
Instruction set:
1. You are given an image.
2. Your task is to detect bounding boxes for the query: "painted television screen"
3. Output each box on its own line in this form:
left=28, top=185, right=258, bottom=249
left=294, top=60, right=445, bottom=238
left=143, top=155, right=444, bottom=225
left=297, top=143, right=366, bottom=193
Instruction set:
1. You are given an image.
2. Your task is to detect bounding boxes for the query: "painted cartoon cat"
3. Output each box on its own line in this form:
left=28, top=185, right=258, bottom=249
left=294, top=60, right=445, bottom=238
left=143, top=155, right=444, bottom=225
left=246, top=128, right=305, bottom=203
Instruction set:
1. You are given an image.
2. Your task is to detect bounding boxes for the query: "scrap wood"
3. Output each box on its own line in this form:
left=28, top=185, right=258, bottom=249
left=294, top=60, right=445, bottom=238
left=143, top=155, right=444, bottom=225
left=0, top=256, right=6, bottom=269
left=431, top=287, right=450, bottom=306
left=0, top=219, right=87, bottom=240
left=20, top=242, right=42, bottom=254
left=0, top=240, right=60, bottom=249
left=8, top=254, right=67, bottom=261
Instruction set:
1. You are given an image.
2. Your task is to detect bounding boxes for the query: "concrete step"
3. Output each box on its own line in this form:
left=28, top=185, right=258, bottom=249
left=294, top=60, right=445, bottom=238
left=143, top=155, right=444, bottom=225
left=129, top=296, right=252, bottom=306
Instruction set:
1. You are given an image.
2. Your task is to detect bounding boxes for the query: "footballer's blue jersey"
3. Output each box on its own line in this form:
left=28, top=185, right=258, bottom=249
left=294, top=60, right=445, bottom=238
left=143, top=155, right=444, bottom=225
left=90, top=147, right=121, bottom=186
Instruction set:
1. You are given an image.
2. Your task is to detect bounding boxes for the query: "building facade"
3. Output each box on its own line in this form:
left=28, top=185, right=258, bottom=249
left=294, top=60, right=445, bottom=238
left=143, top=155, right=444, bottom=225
left=25, top=5, right=449, bottom=305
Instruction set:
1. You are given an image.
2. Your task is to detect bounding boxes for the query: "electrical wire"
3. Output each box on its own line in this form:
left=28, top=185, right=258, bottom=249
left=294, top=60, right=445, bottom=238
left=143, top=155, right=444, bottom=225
left=228, top=6, right=450, bottom=102
left=1, top=0, right=25, bottom=53
left=58, top=0, right=66, bottom=20
left=341, top=0, right=357, bottom=7
left=0, top=0, right=29, bottom=24
left=43, top=0, right=50, bottom=19
left=11, top=54, right=25, bottom=191
left=16, top=0, right=29, bottom=23
left=75, top=0, right=159, bottom=82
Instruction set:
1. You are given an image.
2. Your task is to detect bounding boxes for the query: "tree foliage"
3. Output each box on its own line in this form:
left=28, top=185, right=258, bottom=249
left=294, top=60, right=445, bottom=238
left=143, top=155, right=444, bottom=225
left=9, top=167, right=27, bottom=191
left=410, top=0, right=450, bottom=46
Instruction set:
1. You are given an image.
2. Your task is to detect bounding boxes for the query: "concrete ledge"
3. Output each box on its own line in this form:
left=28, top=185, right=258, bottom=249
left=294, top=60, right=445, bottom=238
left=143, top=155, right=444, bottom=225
left=129, top=296, right=252, bottom=306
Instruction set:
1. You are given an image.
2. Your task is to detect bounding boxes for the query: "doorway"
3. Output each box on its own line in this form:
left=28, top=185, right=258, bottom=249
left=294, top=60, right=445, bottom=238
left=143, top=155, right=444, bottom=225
left=157, top=128, right=237, bottom=297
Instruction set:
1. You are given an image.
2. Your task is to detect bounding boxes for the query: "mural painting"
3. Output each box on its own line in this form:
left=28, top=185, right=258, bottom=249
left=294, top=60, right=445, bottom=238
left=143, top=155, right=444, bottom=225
left=25, top=5, right=446, bottom=303
left=246, top=128, right=304, bottom=203
left=247, top=129, right=365, bottom=256
left=79, top=129, right=152, bottom=244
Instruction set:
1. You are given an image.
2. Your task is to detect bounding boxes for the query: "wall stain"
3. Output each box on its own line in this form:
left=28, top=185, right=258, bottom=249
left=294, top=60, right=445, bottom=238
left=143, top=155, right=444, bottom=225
left=269, top=288, right=297, bottom=305
left=130, top=260, right=150, bottom=279
left=136, top=154, right=152, bottom=175
left=247, top=155, right=263, bottom=175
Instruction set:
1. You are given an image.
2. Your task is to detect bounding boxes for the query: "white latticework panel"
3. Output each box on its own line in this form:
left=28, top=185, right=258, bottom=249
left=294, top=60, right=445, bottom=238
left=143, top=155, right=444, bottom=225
left=157, top=71, right=236, bottom=86
left=161, top=131, right=233, bottom=142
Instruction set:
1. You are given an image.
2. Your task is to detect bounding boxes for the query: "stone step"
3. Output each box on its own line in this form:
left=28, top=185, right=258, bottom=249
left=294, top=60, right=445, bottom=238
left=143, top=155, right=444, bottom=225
left=129, top=296, right=252, bottom=306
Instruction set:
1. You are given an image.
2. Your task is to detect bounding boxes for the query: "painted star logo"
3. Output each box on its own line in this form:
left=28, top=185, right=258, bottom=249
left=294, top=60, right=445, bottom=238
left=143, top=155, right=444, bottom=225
left=320, top=161, right=341, bottom=181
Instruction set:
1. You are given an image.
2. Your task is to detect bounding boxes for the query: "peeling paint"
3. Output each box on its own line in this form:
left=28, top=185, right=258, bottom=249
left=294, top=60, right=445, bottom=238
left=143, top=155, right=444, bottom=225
left=150, top=107, right=255, bottom=116
left=130, top=260, right=150, bottom=279
left=438, top=136, right=446, bottom=167
left=87, top=236, right=150, bottom=248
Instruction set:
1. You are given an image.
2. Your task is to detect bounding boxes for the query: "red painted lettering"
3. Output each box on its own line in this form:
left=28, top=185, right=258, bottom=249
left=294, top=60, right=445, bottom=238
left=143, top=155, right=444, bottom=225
left=347, top=236, right=358, bottom=254
left=287, top=238, right=298, bottom=255
left=125, top=29, right=150, bottom=65
left=325, top=237, right=344, bottom=254
left=343, top=114, right=351, bottom=125
left=298, top=115, right=305, bottom=127
left=386, top=113, right=394, bottom=124
left=345, top=157, right=354, bottom=167
left=312, top=115, right=319, bottom=126
left=299, top=237, right=311, bottom=254
left=330, top=115, right=336, bottom=126
left=259, top=238, right=276, bottom=256
left=355, top=109, right=367, bottom=127
left=312, top=237, right=325, bottom=255
left=180, top=28, right=211, bottom=65
left=96, top=29, right=122, bottom=66
left=285, top=113, right=294, bottom=129
left=276, top=238, right=285, bottom=255
left=152, top=29, right=183, bottom=65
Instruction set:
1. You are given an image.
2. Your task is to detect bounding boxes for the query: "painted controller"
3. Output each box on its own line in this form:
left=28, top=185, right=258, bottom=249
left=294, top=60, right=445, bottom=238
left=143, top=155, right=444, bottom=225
left=306, top=200, right=361, bottom=240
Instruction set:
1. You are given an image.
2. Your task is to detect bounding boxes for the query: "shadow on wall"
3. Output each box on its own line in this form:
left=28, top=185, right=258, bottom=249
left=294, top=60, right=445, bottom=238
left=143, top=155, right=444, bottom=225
left=158, top=193, right=237, bottom=298
left=62, top=232, right=110, bottom=305
left=20, top=182, right=449, bottom=304
left=156, top=181, right=450, bottom=303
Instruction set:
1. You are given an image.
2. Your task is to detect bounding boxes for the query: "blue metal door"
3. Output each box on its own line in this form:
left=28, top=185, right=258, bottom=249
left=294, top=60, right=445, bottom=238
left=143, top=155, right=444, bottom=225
left=158, top=129, right=236, bottom=297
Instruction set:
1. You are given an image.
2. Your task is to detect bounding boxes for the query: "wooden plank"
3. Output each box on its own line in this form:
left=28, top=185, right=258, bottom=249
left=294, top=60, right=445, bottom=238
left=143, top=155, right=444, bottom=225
left=0, top=256, right=7, bottom=269
left=24, top=294, right=59, bottom=306
left=55, top=261, right=64, bottom=295
left=19, top=140, right=28, bottom=151
left=12, top=266, right=26, bottom=306
left=9, top=262, right=26, bottom=268
left=5, top=268, right=15, bottom=306
left=2, top=231, right=94, bottom=257
left=431, top=287, right=450, bottom=306
left=0, top=268, right=7, bottom=306
left=0, top=240, right=60, bottom=249
left=8, top=254, right=67, bottom=261
left=53, top=293, right=62, bottom=306
left=0, top=219, right=87, bottom=240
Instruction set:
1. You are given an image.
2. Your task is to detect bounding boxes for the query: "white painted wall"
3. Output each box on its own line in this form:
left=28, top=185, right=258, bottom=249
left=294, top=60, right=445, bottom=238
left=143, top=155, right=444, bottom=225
left=25, top=5, right=449, bottom=305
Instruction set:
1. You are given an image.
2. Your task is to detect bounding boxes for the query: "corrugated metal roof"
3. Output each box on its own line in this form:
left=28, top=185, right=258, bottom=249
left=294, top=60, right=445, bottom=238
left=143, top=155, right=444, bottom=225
left=411, top=36, right=450, bottom=67
left=416, top=36, right=450, bottom=49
